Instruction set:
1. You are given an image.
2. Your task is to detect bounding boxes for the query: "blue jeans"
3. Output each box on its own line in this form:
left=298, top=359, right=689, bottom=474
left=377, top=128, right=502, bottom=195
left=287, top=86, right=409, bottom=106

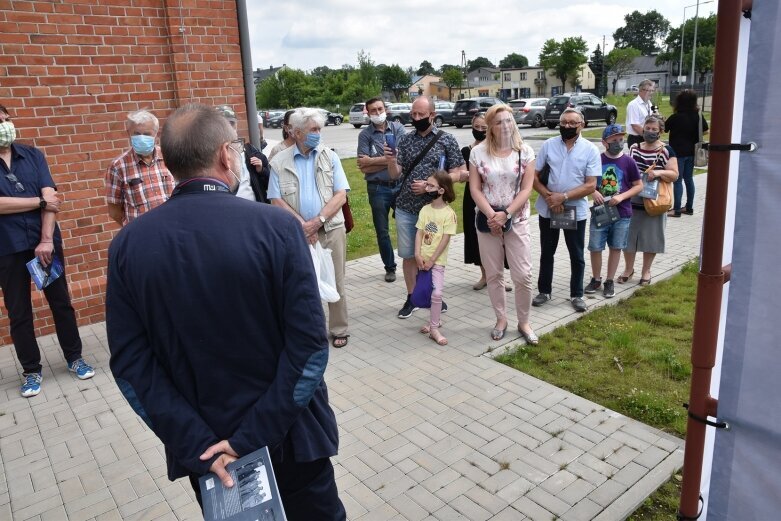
left=673, top=156, right=695, bottom=213
left=367, top=182, right=398, bottom=272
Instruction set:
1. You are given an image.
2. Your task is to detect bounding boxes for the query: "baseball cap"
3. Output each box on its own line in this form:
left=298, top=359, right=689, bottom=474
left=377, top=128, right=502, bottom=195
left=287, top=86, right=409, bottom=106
left=215, top=105, right=237, bottom=122
left=602, top=124, right=625, bottom=141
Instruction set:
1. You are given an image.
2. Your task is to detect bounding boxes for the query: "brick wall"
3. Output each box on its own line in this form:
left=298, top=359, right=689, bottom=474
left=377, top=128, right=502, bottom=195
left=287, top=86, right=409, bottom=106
left=0, top=0, right=249, bottom=346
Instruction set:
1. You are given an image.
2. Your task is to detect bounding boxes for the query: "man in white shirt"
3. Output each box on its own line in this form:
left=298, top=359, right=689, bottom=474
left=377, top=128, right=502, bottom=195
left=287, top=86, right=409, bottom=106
left=625, top=79, right=655, bottom=148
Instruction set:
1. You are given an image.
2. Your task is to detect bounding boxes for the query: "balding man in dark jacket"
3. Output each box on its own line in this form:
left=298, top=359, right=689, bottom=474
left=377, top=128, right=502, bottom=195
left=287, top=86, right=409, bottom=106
left=106, top=104, right=344, bottom=520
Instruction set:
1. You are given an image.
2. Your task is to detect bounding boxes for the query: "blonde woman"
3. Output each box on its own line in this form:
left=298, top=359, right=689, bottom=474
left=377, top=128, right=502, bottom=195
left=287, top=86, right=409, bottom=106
left=469, top=105, right=537, bottom=344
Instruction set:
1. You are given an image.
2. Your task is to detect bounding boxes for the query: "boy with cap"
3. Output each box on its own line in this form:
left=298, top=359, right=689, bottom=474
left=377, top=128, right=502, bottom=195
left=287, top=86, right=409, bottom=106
left=584, top=124, right=644, bottom=298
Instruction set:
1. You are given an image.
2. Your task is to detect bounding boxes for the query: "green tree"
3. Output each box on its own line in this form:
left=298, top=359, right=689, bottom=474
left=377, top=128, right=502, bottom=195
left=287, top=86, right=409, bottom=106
left=605, top=47, right=641, bottom=94
left=683, top=45, right=715, bottom=84
left=440, top=64, right=461, bottom=75
left=441, top=68, right=463, bottom=102
left=417, top=60, right=435, bottom=76
left=467, top=56, right=495, bottom=71
left=499, top=53, right=529, bottom=68
left=656, top=14, right=717, bottom=76
left=256, top=75, right=282, bottom=109
left=378, top=64, right=411, bottom=101
left=589, top=44, right=606, bottom=97
left=613, top=10, right=671, bottom=55
left=538, top=36, right=589, bottom=91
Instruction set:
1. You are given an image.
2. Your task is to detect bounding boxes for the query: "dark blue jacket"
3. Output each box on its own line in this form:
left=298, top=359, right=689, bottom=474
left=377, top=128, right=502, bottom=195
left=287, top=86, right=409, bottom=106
left=106, top=180, right=338, bottom=481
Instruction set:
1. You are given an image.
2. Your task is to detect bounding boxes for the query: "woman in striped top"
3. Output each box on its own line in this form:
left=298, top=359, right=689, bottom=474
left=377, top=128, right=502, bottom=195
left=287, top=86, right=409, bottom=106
left=619, top=115, right=679, bottom=286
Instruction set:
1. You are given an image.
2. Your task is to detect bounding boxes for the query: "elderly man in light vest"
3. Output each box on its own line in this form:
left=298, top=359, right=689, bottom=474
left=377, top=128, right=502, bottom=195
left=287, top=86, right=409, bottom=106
left=268, top=108, right=351, bottom=348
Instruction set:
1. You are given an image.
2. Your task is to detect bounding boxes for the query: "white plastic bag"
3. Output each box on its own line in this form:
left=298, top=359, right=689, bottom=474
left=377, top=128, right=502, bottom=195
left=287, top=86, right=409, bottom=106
left=309, top=242, right=340, bottom=303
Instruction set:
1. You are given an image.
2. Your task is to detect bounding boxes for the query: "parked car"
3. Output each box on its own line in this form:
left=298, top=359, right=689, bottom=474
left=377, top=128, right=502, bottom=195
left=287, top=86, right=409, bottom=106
left=349, top=103, right=369, bottom=128
left=543, top=93, right=618, bottom=129
left=267, top=110, right=286, bottom=128
left=261, top=109, right=285, bottom=128
left=508, top=98, right=549, bottom=128
left=451, top=97, right=506, bottom=128
left=433, top=101, right=455, bottom=126
left=624, top=85, right=639, bottom=95
left=316, top=108, right=343, bottom=126
left=386, top=103, right=412, bottom=125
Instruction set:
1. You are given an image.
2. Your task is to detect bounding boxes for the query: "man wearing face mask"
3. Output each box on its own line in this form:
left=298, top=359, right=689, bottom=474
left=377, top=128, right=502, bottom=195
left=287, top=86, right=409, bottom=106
left=105, top=110, right=174, bottom=225
left=1, top=103, right=95, bottom=398
left=106, top=104, right=344, bottom=520
left=356, top=97, right=407, bottom=283
left=268, top=108, right=351, bottom=348
left=626, top=79, right=656, bottom=148
left=216, top=105, right=264, bottom=202
left=385, top=96, right=465, bottom=319
left=533, top=108, right=601, bottom=312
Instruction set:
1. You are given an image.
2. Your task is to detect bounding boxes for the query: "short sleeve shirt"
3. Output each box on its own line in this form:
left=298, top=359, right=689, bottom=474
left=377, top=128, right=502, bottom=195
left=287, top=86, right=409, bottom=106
left=416, top=203, right=457, bottom=266
left=469, top=143, right=535, bottom=221
left=395, top=128, right=464, bottom=215
left=105, top=146, right=174, bottom=225
left=626, top=96, right=652, bottom=136
left=0, top=143, right=61, bottom=256
left=629, top=144, right=677, bottom=205
left=598, top=153, right=642, bottom=218
left=357, top=121, right=406, bottom=183
left=534, top=136, right=601, bottom=220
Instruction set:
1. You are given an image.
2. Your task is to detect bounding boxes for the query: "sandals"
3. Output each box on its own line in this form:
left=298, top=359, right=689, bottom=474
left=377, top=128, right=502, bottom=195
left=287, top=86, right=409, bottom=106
left=638, top=277, right=652, bottom=286
left=332, top=335, right=349, bottom=348
left=617, top=270, right=634, bottom=284
left=429, top=328, right=448, bottom=346
left=518, top=326, right=539, bottom=346
left=420, top=322, right=442, bottom=335
left=491, top=324, right=508, bottom=341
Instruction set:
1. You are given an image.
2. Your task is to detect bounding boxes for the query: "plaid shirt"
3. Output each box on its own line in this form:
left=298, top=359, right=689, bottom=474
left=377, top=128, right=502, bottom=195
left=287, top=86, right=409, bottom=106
left=105, top=146, right=173, bottom=225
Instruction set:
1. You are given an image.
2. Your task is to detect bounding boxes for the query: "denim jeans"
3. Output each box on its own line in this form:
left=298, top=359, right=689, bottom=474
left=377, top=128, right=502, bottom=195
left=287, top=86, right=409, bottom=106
left=673, top=156, right=695, bottom=213
left=537, top=216, right=587, bottom=298
left=367, top=182, right=398, bottom=272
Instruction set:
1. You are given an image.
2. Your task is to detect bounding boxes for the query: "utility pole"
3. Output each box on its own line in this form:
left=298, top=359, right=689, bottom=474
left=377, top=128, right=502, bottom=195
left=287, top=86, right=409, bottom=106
left=601, top=35, right=606, bottom=97
left=690, top=0, right=701, bottom=87
left=461, top=50, right=471, bottom=98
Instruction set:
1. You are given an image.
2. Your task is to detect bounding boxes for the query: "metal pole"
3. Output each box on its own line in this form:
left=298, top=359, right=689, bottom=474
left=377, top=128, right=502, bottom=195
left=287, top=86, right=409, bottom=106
left=690, top=0, right=701, bottom=88
left=601, top=35, right=606, bottom=97
left=679, top=8, right=687, bottom=81
left=236, top=0, right=260, bottom=148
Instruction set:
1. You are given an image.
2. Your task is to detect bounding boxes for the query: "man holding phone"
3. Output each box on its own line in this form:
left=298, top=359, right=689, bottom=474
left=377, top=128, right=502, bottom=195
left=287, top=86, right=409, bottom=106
left=356, top=97, right=406, bottom=282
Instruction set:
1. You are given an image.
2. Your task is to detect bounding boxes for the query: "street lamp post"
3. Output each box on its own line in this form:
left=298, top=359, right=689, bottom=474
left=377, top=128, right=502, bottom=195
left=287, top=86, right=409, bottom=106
left=679, top=1, right=714, bottom=86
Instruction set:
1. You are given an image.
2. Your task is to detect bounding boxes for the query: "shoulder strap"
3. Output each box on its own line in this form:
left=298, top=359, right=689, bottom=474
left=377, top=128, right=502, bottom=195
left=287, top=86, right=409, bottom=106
left=399, top=130, right=443, bottom=186
left=698, top=111, right=704, bottom=141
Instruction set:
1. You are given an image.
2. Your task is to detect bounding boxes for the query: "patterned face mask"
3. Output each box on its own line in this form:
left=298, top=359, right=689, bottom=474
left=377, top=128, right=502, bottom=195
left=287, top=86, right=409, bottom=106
left=0, top=121, right=16, bottom=147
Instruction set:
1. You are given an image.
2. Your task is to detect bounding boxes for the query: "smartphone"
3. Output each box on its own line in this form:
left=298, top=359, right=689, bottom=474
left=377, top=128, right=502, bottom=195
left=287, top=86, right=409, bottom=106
left=385, top=132, right=396, bottom=153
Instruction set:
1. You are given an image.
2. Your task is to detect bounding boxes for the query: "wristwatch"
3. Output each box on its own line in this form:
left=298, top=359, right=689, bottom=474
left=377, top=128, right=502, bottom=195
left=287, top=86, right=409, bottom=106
left=505, top=210, right=513, bottom=221
left=563, top=192, right=569, bottom=203
left=318, top=214, right=326, bottom=225
left=39, top=197, right=47, bottom=209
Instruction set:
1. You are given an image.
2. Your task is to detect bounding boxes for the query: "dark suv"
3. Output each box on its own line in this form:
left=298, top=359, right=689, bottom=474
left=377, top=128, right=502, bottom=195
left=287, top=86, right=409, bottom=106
left=451, top=97, right=505, bottom=128
left=543, top=93, right=617, bottom=129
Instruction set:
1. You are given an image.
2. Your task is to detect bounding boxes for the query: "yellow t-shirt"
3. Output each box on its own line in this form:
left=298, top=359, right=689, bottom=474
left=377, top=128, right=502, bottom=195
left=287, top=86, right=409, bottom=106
left=416, top=203, right=457, bottom=266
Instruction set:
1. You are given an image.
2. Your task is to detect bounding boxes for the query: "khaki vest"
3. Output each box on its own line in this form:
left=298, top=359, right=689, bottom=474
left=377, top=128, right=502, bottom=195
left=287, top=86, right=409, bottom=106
left=270, top=144, right=345, bottom=232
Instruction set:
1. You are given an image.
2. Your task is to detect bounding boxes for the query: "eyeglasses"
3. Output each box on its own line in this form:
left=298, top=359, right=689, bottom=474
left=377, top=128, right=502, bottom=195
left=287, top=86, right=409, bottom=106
left=560, top=120, right=581, bottom=128
left=5, top=173, right=24, bottom=192
left=228, top=138, right=244, bottom=153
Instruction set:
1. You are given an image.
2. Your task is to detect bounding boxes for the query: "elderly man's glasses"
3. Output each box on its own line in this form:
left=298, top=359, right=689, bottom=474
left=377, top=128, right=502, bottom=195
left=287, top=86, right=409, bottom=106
left=5, top=173, right=25, bottom=192
left=228, top=138, right=245, bottom=152
left=560, top=120, right=581, bottom=128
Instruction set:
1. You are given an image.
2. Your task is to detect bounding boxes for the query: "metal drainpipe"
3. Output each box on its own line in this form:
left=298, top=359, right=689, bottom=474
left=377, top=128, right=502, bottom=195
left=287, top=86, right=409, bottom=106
left=677, top=0, right=751, bottom=518
left=236, top=0, right=260, bottom=148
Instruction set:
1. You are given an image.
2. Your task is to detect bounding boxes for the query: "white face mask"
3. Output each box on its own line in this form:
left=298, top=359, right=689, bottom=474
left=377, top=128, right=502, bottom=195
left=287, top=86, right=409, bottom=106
left=370, top=113, right=387, bottom=125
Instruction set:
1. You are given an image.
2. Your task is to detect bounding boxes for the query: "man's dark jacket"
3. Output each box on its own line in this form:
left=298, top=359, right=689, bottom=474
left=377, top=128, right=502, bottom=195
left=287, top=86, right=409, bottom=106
left=106, top=181, right=338, bottom=480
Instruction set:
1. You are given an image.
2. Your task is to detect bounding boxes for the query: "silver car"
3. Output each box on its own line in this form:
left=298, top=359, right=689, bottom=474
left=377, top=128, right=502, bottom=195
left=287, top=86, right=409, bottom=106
left=349, top=103, right=369, bottom=128
left=509, top=98, right=549, bottom=128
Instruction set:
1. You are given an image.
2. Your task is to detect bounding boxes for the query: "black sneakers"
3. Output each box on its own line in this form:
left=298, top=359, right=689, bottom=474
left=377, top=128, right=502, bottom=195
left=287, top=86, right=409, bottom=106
left=398, top=299, right=417, bottom=319
left=571, top=297, right=588, bottom=312
left=603, top=280, right=615, bottom=298
left=584, top=278, right=602, bottom=294
left=532, top=293, right=551, bottom=307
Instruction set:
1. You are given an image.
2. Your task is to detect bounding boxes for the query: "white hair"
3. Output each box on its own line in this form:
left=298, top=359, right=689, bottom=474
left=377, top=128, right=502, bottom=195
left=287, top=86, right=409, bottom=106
left=126, top=110, right=159, bottom=132
left=289, top=108, right=326, bottom=132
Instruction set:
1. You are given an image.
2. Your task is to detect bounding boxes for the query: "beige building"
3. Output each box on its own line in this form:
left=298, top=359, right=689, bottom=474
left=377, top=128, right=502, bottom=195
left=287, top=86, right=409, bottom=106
left=408, top=74, right=442, bottom=99
left=431, top=64, right=596, bottom=101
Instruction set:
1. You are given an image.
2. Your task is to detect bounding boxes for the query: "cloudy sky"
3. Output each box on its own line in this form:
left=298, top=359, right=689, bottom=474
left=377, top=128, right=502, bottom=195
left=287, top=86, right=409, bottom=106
left=246, top=0, right=717, bottom=73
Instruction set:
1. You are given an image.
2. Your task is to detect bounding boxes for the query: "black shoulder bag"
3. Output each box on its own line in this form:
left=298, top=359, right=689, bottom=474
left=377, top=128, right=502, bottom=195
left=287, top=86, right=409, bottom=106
left=475, top=149, right=521, bottom=233
left=390, top=131, right=443, bottom=214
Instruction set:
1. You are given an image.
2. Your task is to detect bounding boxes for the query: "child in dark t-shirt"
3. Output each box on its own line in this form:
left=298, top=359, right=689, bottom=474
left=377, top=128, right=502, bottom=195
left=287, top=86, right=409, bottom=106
left=585, top=125, right=644, bottom=298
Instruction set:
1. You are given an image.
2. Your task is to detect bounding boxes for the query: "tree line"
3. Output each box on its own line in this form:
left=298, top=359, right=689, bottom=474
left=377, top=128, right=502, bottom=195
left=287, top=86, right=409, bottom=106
left=256, top=10, right=717, bottom=110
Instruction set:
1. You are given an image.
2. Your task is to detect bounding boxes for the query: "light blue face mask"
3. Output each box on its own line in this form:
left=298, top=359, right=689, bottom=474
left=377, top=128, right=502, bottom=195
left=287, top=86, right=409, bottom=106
left=131, top=134, right=155, bottom=155
left=304, top=132, right=320, bottom=149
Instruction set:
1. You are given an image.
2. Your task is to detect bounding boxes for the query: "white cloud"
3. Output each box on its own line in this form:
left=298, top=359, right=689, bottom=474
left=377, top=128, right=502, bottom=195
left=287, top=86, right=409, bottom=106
left=246, top=0, right=718, bottom=72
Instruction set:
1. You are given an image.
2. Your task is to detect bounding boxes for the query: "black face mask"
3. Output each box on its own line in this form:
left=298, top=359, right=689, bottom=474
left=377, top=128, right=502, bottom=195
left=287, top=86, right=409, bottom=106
left=560, top=126, right=578, bottom=140
left=411, top=116, right=431, bottom=133
left=472, top=129, right=487, bottom=141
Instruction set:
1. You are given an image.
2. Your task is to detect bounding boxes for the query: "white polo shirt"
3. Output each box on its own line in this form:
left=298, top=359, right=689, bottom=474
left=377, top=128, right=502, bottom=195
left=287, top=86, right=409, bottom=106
left=626, top=95, right=652, bottom=137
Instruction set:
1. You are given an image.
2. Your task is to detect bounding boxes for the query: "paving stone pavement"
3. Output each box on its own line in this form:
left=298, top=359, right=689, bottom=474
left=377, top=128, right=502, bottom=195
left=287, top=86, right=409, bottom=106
left=0, top=175, right=707, bottom=520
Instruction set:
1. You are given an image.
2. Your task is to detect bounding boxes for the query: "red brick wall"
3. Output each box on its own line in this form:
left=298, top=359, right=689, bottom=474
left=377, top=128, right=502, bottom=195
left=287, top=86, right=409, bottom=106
left=0, top=0, right=249, bottom=346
